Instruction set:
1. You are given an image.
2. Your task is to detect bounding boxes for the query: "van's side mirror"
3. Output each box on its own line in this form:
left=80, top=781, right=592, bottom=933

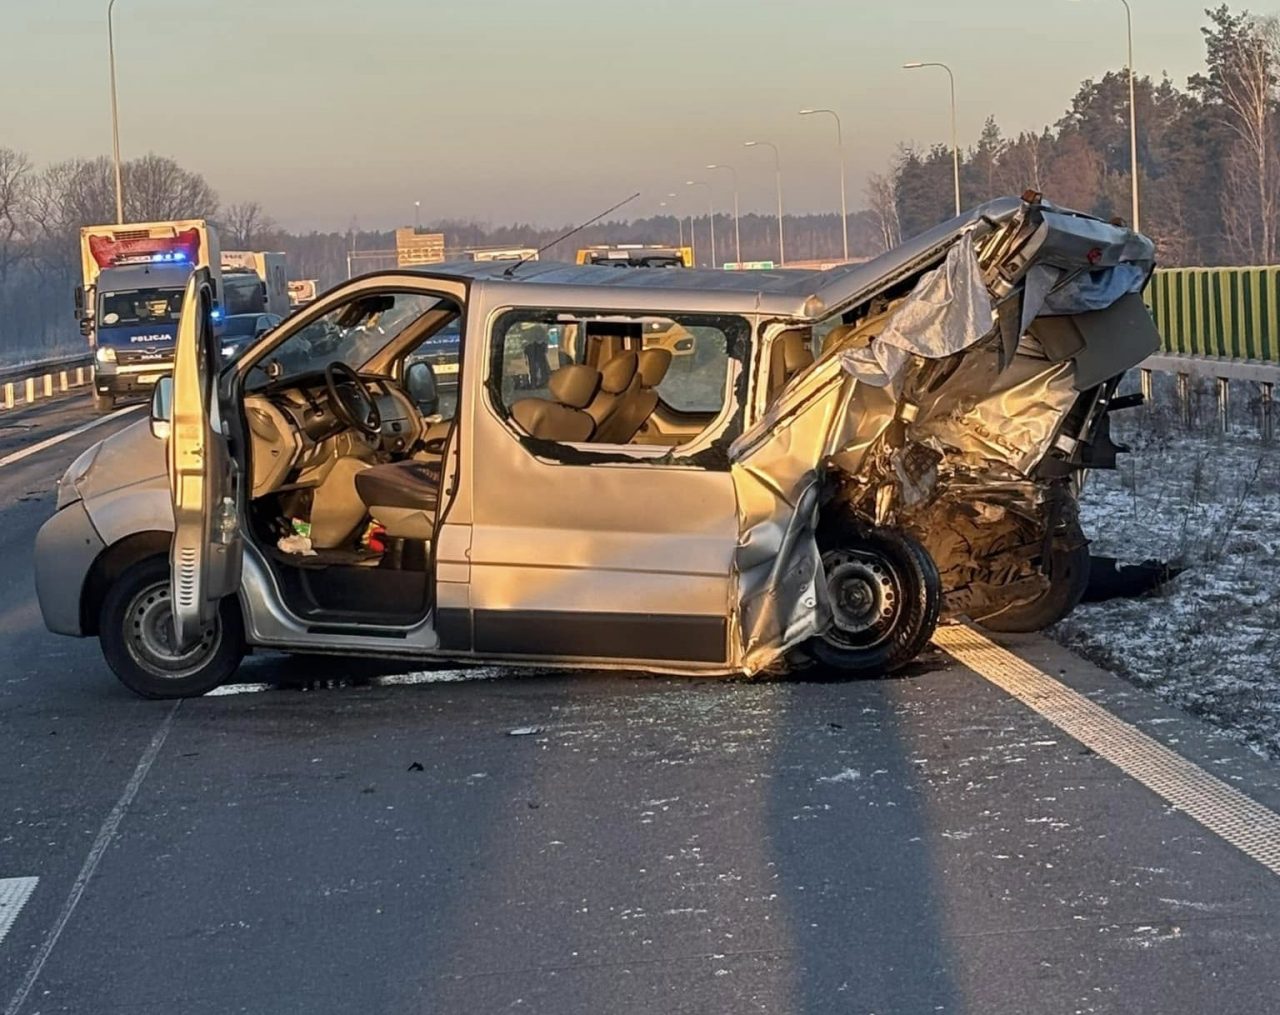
left=73, top=286, right=84, bottom=316
left=150, top=375, right=173, bottom=441
left=405, top=360, right=439, bottom=416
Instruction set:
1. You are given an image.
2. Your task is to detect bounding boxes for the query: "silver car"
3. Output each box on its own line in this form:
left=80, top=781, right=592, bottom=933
left=35, top=196, right=1159, bottom=698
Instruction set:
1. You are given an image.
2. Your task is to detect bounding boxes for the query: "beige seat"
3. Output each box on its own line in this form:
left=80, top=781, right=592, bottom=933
left=510, top=363, right=599, bottom=441
left=604, top=347, right=672, bottom=445
left=587, top=351, right=642, bottom=443
left=766, top=329, right=815, bottom=404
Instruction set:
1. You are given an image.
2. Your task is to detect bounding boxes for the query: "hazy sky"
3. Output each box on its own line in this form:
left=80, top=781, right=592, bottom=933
left=1, top=0, right=1220, bottom=230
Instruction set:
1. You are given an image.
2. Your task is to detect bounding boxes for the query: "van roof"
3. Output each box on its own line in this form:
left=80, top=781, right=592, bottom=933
left=390, top=198, right=1025, bottom=321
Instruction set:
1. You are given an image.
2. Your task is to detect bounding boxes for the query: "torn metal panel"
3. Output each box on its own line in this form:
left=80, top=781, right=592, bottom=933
left=840, top=233, right=995, bottom=393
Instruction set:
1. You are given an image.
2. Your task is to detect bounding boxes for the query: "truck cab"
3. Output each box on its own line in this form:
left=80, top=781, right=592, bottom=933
left=88, top=262, right=194, bottom=409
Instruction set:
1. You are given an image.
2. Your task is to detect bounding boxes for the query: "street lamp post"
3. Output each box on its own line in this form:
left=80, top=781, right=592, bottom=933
left=686, top=180, right=716, bottom=268
left=1120, top=0, right=1140, bottom=231
left=903, top=61, right=961, bottom=216
left=660, top=199, right=684, bottom=248
left=665, top=193, right=684, bottom=248
left=799, top=109, right=849, bottom=262
left=1071, top=0, right=1140, bottom=229
left=414, top=200, right=421, bottom=230
left=705, top=164, right=741, bottom=267
left=107, top=0, right=124, bottom=223
left=744, top=140, right=785, bottom=266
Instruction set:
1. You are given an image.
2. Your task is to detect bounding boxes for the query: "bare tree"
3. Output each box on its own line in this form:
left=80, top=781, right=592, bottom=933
left=0, top=148, right=31, bottom=286
left=1216, top=15, right=1280, bottom=263
left=221, top=200, right=275, bottom=248
left=865, top=171, right=901, bottom=253
left=123, top=153, right=219, bottom=222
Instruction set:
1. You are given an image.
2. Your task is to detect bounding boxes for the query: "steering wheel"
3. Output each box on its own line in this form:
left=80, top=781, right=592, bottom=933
left=324, top=361, right=382, bottom=437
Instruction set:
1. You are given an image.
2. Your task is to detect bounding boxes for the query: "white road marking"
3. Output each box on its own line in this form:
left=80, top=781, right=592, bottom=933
left=934, top=624, right=1280, bottom=878
left=0, top=404, right=142, bottom=471
left=0, top=878, right=38, bottom=946
left=3, top=703, right=179, bottom=1015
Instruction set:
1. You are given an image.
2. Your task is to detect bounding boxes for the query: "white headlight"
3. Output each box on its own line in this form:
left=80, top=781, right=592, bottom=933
left=95, top=346, right=117, bottom=364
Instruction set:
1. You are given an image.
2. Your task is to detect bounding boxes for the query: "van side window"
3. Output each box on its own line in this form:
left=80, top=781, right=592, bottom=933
left=489, top=309, right=748, bottom=456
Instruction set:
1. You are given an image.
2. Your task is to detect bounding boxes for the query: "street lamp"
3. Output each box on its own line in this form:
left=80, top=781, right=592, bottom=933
left=705, top=164, right=741, bottom=267
left=664, top=192, right=686, bottom=249
left=744, top=140, right=785, bottom=266
left=1070, top=0, right=1140, bottom=230
left=903, top=61, right=961, bottom=216
left=414, top=200, right=421, bottom=230
left=107, top=0, right=125, bottom=223
left=686, top=180, right=716, bottom=268
left=660, top=199, right=684, bottom=248
left=799, top=109, right=849, bottom=262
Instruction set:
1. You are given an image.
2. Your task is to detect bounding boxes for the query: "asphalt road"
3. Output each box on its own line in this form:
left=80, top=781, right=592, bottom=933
left=2, top=393, right=1280, bottom=1014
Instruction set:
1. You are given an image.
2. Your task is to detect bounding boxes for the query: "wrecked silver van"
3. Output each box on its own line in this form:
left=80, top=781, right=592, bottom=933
left=34, top=195, right=1158, bottom=698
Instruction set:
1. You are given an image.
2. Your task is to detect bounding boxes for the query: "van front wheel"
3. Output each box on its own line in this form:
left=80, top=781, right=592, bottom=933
left=806, top=529, right=941, bottom=678
left=99, top=556, right=245, bottom=699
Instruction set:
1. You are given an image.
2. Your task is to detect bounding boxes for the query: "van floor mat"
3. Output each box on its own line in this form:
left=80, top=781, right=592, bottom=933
left=268, top=547, right=383, bottom=570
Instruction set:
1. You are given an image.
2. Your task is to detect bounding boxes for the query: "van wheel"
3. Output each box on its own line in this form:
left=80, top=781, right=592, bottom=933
left=99, top=556, right=245, bottom=699
left=92, top=391, right=115, bottom=413
left=977, top=532, right=1091, bottom=633
left=806, top=529, right=941, bottom=678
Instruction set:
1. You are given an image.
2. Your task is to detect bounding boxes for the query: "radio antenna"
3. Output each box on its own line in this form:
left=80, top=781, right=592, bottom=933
left=503, top=192, right=641, bottom=278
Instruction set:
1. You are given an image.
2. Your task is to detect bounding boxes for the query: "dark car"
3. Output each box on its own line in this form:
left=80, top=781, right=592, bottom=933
left=217, top=313, right=282, bottom=362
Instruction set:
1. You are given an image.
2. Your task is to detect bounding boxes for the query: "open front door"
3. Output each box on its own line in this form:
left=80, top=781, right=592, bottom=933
left=168, top=268, right=242, bottom=648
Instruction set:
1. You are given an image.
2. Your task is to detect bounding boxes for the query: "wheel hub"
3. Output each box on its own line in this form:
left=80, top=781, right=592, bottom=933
left=124, top=582, right=220, bottom=679
left=822, top=549, right=902, bottom=650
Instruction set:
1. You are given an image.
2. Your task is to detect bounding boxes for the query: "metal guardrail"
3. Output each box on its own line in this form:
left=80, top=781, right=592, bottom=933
left=0, top=353, right=93, bottom=410
left=1138, top=353, right=1277, bottom=438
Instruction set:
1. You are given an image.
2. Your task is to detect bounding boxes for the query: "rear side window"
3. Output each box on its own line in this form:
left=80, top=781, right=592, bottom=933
left=488, top=308, right=749, bottom=460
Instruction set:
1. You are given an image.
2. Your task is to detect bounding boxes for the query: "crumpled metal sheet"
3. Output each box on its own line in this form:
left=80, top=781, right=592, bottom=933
left=730, top=357, right=856, bottom=672
left=728, top=200, right=1156, bottom=673
left=1019, top=261, right=1149, bottom=332
left=911, top=353, right=1078, bottom=476
left=840, top=232, right=994, bottom=393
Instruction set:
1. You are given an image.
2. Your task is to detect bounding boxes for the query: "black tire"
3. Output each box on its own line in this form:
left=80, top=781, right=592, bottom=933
left=99, top=555, right=245, bottom=699
left=806, top=528, right=942, bottom=678
left=977, top=536, right=1091, bottom=633
left=92, top=391, right=115, bottom=413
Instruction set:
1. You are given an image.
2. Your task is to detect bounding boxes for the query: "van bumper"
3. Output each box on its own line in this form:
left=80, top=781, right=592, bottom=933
left=94, top=362, right=172, bottom=397
left=35, top=500, right=104, bottom=637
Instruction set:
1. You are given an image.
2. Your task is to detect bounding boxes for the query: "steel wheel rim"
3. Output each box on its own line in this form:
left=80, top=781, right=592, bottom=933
left=821, top=548, right=903, bottom=651
left=123, top=581, right=221, bottom=680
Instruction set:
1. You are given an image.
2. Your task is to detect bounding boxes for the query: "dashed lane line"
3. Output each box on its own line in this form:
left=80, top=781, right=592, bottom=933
left=0, top=879, right=38, bottom=947
left=3, top=703, right=179, bottom=1015
left=933, top=624, right=1280, bottom=878
left=0, top=404, right=141, bottom=471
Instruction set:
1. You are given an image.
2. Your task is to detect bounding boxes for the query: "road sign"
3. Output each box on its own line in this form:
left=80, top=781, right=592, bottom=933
left=723, top=261, right=775, bottom=271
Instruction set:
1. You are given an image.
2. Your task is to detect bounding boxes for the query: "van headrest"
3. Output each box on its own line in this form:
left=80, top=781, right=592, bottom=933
left=637, top=348, right=673, bottom=388
left=781, top=329, right=815, bottom=372
left=548, top=364, right=600, bottom=409
left=598, top=351, right=639, bottom=394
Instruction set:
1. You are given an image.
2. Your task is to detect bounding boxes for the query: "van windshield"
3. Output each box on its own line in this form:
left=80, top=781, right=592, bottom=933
left=246, top=291, right=450, bottom=390
left=99, top=288, right=185, bottom=328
